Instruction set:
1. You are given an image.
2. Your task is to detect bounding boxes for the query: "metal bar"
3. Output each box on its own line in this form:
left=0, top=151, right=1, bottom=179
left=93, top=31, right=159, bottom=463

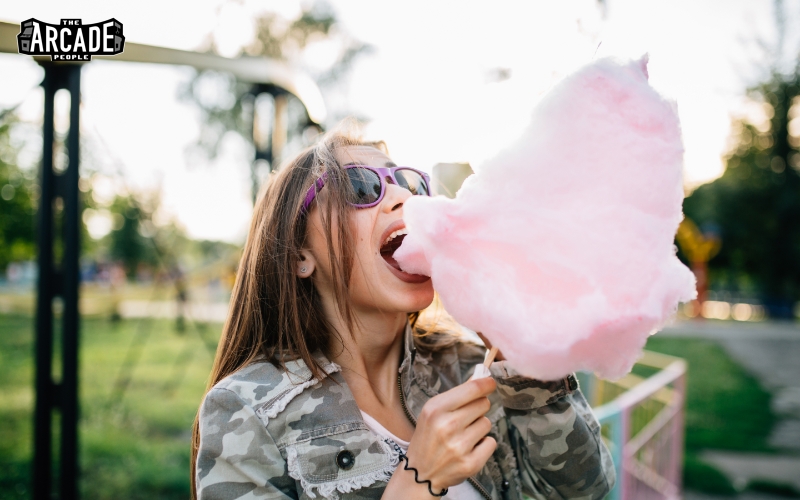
left=271, top=93, right=287, bottom=168
left=670, top=371, right=686, bottom=492
left=624, top=401, right=680, bottom=456
left=593, top=356, right=688, bottom=500
left=248, top=89, right=261, bottom=206
left=32, top=60, right=57, bottom=500
left=0, top=21, right=326, bottom=125
left=607, top=360, right=686, bottom=411
left=59, top=63, right=82, bottom=500
left=604, top=411, right=624, bottom=500
left=620, top=405, right=631, bottom=500
left=32, top=62, right=82, bottom=500
left=624, top=459, right=680, bottom=499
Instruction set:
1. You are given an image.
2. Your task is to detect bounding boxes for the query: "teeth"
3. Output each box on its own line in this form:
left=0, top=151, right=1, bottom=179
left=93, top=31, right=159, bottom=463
left=383, top=228, right=408, bottom=247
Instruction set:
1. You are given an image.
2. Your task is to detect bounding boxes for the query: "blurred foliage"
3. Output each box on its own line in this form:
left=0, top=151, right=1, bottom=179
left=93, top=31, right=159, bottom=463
left=0, top=111, right=36, bottom=274
left=106, top=195, right=156, bottom=278
left=100, top=191, right=190, bottom=280
left=248, top=4, right=336, bottom=61
left=0, top=119, right=239, bottom=290
left=79, top=173, right=237, bottom=286
left=746, top=479, right=800, bottom=498
left=0, top=108, right=109, bottom=275
left=682, top=454, right=737, bottom=496
left=179, top=1, right=371, bottom=161
left=683, top=70, right=800, bottom=316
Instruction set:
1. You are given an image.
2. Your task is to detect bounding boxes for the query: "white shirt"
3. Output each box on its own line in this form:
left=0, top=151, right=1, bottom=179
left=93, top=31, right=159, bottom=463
left=360, top=410, right=485, bottom=500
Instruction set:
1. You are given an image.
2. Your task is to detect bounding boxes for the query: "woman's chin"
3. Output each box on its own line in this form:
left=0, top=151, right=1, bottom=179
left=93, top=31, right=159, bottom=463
left=375, top=277, right=434, bottom=314
left=412, top=287, right=435, bottom=311
left=399, top=283, right=435, bottom=313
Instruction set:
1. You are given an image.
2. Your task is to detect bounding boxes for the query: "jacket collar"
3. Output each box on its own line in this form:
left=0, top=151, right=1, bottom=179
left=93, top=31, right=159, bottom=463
left=397, top=318, right=435, bottom=420
left=399, top=318, right=416, bottom=375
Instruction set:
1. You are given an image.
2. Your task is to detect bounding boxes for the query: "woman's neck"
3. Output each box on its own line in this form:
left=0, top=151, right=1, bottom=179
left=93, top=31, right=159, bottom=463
left=326, top=309, right=416, bottom=441
left=326, top=308, right=407, bottom=402
left=316, top=289, right=416, bottom=441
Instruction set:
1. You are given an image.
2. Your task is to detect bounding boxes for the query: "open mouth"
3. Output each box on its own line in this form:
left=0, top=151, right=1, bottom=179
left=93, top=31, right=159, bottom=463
left=380, top=229, right=408, bottom=271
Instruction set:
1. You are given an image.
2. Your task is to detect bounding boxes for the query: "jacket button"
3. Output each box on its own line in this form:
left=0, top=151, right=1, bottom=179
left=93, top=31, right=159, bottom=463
left=336, top=450, right=355, bottom=470
left=501, top=479, right=510, bottom=491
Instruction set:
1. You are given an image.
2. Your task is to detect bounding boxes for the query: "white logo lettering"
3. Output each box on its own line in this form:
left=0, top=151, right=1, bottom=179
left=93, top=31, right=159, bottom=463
left=30, top=22, right=44, bottom=52
left=60, top=27, right=71, bottom=52
left=45, top=25, right=58, bottom=52
left=103, top=21, right=114, bottom=53
left=88, top=26, right=100, bottom=52
left=73, top=29, right=86, bottom=52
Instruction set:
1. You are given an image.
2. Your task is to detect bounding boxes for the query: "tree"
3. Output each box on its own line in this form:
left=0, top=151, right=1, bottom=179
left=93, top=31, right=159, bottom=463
left=0, top=110, right=36, bottom=274
left=106, top=194, right=153, bottom=279
left=179, top=1, right=371, bottom=201
left=682, top=70, right=800, bottom=317
left=102, top=189, right=189, bottom=281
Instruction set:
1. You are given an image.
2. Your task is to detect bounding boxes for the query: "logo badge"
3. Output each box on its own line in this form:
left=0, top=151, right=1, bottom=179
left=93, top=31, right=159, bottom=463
left=17, top=18, right=124, bottom=61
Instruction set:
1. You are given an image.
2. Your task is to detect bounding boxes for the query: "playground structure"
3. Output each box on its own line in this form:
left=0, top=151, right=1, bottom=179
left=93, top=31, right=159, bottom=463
left=0, top=20, right=325, bottom=500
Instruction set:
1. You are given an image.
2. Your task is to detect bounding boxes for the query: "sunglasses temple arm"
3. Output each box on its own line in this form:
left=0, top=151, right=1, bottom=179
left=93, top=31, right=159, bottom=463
left=301, top=174, right=328, bottom=215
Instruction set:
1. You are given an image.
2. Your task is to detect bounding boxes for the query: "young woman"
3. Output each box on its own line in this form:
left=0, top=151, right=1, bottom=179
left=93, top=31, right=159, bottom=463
left=192, top=123, right=616, bottom=500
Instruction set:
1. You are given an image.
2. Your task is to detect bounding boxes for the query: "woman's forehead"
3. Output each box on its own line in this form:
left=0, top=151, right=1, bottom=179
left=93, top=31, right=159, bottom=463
left=334, top=145, right=393, bottom=167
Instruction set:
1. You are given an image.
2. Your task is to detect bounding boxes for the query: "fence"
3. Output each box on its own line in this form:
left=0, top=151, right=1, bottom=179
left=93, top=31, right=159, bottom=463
left=579, top=350, right=687, bottom=500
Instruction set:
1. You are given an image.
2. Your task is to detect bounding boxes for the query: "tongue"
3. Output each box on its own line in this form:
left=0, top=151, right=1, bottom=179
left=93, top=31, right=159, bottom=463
left=382, top=252, right=403, bottom=271
left=381, top=234, right=405, bottom=271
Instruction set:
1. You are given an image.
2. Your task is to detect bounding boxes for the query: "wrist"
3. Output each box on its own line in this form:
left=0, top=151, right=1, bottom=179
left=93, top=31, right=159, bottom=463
left=386, top=457, right=443, bottom=499
left=398, top=452, right=449, bottom=497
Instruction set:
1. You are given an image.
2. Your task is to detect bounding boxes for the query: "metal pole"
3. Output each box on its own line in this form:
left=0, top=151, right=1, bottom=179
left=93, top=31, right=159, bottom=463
left=32, top=62, right=82, bottom=500
left=250, top=85, right=282, bottom=205
left=33, top=60, right=57, bottom=500
left=60, top=63, right=82, bottom=500
left=271, top=93, right=287, bottom=169
left=671, top=371, right=686, bottom=494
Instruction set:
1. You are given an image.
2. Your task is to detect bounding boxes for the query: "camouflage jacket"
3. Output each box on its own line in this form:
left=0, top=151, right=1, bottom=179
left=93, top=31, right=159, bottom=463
left=196, top=322, right=616, bottom=499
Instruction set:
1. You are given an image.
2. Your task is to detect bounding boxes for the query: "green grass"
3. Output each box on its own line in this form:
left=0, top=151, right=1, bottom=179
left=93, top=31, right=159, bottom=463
left=0, top=313, right=220, bottom=500
left=643, top=335, right=778, bottom=495
left=644, top=336, right=776, bottom=453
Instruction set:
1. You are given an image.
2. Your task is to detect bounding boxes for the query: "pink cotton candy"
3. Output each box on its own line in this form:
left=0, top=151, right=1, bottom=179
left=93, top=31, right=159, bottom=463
left=395, top=56, right=697, bottom=381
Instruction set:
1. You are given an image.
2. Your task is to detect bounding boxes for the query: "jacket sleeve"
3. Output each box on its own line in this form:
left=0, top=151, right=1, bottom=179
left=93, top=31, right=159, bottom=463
left=196, top=387, right=294, bottom=499
left=489, top=361, right=616, bottom=500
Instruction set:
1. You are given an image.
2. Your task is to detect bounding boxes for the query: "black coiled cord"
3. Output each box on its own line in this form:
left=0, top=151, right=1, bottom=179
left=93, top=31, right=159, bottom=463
left=397, top=452, right=449, bottom=497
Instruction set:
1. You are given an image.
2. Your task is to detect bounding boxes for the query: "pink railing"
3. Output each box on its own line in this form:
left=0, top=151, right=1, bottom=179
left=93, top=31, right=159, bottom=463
left=580, top=351, right=687, bottom=500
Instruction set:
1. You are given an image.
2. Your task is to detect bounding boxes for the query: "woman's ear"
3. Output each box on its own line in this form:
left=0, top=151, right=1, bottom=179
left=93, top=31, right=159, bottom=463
left=297, top=249, right=316, bottom=278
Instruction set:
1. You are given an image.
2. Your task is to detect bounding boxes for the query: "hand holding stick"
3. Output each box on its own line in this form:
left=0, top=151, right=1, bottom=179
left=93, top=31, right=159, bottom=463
left=470, top=333, right=501, bottom=381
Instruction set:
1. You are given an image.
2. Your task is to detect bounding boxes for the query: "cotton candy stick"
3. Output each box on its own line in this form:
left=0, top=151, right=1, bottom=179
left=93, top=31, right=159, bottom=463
left=469, top=347, right=498, bottom=381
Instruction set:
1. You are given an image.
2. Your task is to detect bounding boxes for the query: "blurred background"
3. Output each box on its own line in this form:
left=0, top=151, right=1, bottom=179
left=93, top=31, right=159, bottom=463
left=2, top=0, right=800, bottom=499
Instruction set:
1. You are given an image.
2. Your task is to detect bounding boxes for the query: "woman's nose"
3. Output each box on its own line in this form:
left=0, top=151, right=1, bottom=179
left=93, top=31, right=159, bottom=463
left=382, top=179, right=411, bottom=212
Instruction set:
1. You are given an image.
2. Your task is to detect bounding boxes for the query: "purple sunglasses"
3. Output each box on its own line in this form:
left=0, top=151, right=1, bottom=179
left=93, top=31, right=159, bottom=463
left=300, top=165, right=432, bottom=215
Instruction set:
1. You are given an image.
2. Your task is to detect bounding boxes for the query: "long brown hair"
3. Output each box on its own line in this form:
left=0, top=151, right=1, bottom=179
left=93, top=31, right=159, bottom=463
left=190, top=122, right=460, bottom=497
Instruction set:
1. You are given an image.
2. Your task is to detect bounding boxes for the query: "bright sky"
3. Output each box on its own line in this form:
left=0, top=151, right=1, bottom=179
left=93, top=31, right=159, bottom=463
left=1, top=0, right=797, bottom=244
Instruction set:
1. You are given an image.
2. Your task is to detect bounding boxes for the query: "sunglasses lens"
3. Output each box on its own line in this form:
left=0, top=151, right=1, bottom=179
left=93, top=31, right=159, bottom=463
left=346, top=167, right=382, bottom=205
left=395, top=169, right=430, bottom=196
